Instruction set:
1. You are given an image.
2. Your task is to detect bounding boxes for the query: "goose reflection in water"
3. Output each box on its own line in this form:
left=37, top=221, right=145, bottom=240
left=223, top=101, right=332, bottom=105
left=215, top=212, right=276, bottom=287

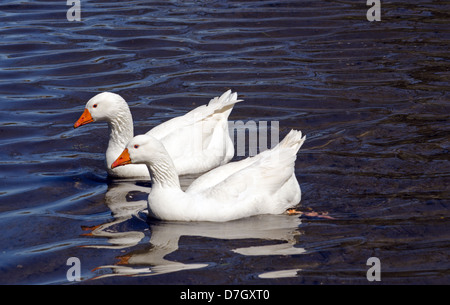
left=81, top=179, right=305, bottom=280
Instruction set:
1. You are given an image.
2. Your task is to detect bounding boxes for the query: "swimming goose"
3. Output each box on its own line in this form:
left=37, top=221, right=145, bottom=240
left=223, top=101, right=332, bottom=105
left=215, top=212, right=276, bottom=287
left=111, top=130, right=306, bottom=222
left=74, top=90, right=242, bottom=179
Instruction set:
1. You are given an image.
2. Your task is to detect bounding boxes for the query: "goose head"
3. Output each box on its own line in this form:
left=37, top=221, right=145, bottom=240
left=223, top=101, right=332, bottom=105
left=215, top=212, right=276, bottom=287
left=111, top=134, right=170, bottom=169
left=74, top=92, right=129, bottom=128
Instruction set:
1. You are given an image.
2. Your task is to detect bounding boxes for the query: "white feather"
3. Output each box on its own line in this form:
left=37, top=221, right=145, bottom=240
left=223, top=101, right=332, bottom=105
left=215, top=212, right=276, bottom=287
left=121, top=130, right=306, bottom=222
left=75, top=90, right=242, bottom=178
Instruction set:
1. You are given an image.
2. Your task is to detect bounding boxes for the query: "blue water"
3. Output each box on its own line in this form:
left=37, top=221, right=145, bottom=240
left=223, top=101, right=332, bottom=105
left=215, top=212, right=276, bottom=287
left=0, top=0, right=449, bottom=284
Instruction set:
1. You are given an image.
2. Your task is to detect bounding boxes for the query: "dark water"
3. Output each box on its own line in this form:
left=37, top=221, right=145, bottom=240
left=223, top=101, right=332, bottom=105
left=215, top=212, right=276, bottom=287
left=0, top=0, right=449, bottom=285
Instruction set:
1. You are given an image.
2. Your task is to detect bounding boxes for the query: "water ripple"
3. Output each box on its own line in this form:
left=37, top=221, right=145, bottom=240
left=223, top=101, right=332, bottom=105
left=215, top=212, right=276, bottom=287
left=0, top=0, right=448, bottom=284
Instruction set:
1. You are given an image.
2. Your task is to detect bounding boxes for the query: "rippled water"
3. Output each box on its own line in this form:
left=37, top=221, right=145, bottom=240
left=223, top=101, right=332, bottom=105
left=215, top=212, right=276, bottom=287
left=0, top=0, right=449, bottom=285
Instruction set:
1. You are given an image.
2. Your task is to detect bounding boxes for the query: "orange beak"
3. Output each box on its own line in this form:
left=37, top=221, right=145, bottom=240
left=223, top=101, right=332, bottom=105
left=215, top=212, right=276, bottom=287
left=74, top=108, right=94, bottom=128
left=111, top=148, right=132, bottom=169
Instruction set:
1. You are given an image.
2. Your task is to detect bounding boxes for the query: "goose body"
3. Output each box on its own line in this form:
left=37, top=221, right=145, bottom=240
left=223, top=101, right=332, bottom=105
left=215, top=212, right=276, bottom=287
left=112, top=130, right=306, bottom=222
left=74, top=90, right=242, bottom=178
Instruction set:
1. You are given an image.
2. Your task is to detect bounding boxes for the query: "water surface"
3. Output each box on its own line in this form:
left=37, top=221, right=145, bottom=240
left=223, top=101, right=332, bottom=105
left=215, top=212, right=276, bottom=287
left=0, top=0, right=449, bottom=284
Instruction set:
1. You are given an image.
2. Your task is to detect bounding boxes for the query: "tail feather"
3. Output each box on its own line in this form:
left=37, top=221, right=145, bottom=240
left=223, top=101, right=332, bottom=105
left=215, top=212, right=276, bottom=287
left=149, top=90, right=242, bottom=141
left=207, top=90, right=243, bottom=113
left=277, top=130, right=306, bottom=153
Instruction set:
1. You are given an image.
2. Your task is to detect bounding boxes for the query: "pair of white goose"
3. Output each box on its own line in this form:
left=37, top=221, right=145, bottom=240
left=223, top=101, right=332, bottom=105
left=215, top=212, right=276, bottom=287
left=74, top=90, right=306, bottom=222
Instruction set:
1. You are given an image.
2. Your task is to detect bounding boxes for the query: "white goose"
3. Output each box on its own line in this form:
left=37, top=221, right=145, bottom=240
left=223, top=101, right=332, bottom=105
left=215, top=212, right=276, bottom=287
left=74, top=90, right=242, bottom=179
left=111, top=130, right=306, bottom=222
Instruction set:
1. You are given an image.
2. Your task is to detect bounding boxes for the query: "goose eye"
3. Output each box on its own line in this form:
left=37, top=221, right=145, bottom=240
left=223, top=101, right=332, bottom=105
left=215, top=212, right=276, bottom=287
left=134, top=145, right=139, bottom=149
left=93, top=104, right=98, bottom=108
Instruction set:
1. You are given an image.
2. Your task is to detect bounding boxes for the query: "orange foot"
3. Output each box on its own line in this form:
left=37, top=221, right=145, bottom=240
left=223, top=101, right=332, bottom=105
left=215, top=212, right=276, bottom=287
left=116, top=254, right=131, bottom=265
left=286, top=209, right=335, bottom=219
left=287, top=208, right=302, bottom=215
left=80, top=224, right=102, bottom=236
left=81, top=224, right=101, bottom=231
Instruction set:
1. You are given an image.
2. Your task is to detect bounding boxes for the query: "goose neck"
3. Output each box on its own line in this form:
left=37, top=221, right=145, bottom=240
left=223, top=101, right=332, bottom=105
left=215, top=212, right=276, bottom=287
left=148, top=159, right=181, bottom=189
left=107, top=110, right=134, bottom=150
